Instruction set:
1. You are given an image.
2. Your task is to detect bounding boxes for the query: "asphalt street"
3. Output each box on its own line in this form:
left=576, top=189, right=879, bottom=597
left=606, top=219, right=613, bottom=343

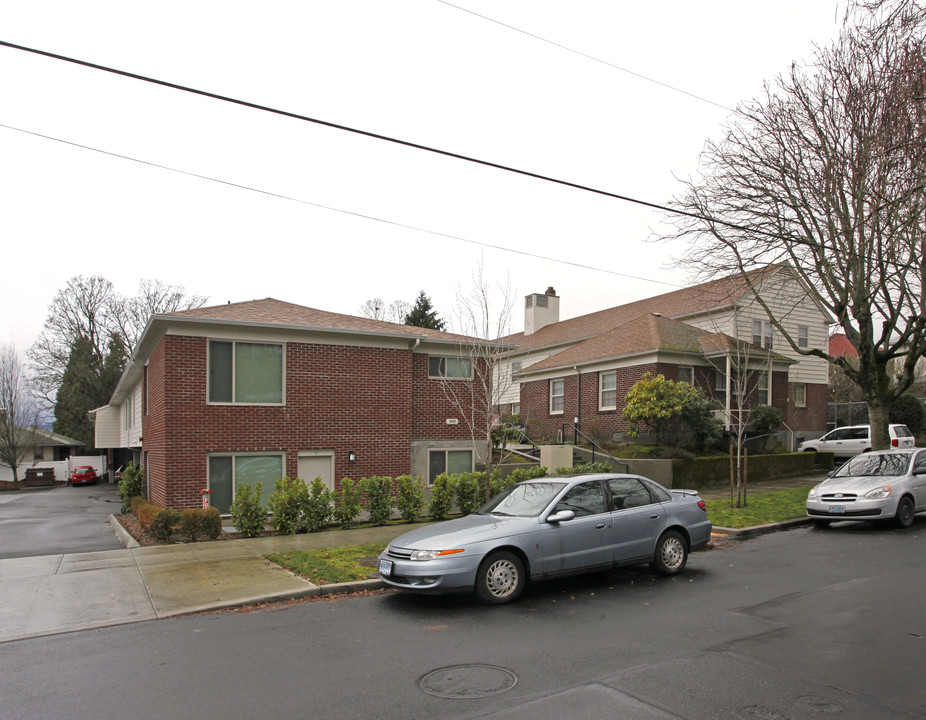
left=0, top=483, right=123, bottom=559
left=2, top=518, right=924, bottom=720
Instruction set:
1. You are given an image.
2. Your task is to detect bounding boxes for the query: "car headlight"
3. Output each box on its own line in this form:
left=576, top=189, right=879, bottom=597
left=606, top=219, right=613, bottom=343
left=864, top=485, right=893, bottom=499
left=409, top=549, right=464, bottom=561
left=807, top=485, right=820, bottom=501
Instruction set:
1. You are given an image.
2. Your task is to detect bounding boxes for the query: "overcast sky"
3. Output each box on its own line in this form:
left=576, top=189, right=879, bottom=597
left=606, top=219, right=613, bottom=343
left=1, top=0, right=846, bottom=353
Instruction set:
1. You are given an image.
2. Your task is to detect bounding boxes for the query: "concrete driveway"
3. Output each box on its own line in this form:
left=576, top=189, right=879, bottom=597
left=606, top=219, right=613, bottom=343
left=0, top=483, right=124, bottom=559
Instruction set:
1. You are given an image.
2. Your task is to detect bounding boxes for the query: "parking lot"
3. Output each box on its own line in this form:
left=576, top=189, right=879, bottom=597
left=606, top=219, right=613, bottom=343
left=0, top=483, right=123, bottom=559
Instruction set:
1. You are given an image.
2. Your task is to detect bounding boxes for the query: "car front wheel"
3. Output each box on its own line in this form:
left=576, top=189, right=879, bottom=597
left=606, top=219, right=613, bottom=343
left=894, top=496, right=915, bottom=529
left=475, top=551, right=525, bottom=604
left=652, top=531, right=688, bottom=576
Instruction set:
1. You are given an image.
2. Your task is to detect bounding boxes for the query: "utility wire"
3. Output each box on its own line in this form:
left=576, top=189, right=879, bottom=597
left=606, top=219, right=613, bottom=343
left=0, top=40, right=918, bottom=273
left=0, top=120, right=683, bottom=288
left=0, top=39, right=727, bottom=230
left=435, top=0, right=734, bottom=112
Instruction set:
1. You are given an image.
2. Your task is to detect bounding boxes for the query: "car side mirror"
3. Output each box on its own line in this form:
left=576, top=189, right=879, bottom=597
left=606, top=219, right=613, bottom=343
left=546, top=510, right=575, bottom=523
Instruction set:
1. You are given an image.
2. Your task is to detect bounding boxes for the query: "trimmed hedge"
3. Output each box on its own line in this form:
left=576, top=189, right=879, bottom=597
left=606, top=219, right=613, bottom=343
left=672, top=452, right=833, bottom=488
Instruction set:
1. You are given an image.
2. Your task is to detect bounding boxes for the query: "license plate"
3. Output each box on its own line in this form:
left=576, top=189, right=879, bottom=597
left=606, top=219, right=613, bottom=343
left=378, top=559, right=393, bottom=576
left=828, top=505, right=846, bottom=514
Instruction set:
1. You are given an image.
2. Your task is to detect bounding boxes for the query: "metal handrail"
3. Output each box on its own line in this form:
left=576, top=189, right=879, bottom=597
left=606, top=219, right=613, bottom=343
left=560, top=423, right=630, bottom=473
left=498, top=424, right=541, bottom=458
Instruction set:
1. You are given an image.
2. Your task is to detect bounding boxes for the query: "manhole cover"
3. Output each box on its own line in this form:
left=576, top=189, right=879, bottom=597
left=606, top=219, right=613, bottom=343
left=419, top=664, right=517, bottom=699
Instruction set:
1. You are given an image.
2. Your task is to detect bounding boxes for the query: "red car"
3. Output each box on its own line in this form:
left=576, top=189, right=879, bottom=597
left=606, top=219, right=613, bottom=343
left=70, top=466, right=98, bottom=486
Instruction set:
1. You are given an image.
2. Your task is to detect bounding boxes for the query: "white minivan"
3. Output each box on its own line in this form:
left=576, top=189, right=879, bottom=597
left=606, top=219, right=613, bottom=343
left=798, top=424, right=915, bottom=457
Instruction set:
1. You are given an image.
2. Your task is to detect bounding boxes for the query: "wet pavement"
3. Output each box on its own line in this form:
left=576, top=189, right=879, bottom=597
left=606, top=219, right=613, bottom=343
left=0, top=475, right=823, bottom=644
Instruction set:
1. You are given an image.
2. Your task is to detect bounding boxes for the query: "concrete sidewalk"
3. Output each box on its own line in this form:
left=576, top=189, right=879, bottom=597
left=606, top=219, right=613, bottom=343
left=0, top=476, right=823, bottom=645
left=0, top=524, right=413, bottom=644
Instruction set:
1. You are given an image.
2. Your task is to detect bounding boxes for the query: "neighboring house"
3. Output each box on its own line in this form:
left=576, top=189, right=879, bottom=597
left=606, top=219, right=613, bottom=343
left=0, top=428, right=83, bottom=482
left=92, top=298, right=491, bottom=512
left=829, top=333, right=859, bottom=358
left=496, top=265, right=830, bottom=443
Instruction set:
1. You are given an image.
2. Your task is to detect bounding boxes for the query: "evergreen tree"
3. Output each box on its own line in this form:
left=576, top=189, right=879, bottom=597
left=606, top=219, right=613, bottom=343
left=53, top=336, right=99, bottom=450
left=53, top=333, right=126, bottom=450
left=404, top=291, right=445, bottom=330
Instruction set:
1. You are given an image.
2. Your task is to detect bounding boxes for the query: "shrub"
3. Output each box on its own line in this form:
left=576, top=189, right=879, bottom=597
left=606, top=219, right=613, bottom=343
left=751, top=404, right=785, bottom=436
left=454, top=472, right=484, bottom=515
left=200, top=507, right=223, bottom=540
left=364, top=475, right=394, bottom=526
left=130, top=495, right=148, bottom=515
left=891, top=392, right=926, bottom=433
left=302, top=477, right=333, bottom=533
left=230, top=482, right=266, bottom=538
left=681, top=394, right=724, bottom=451
left=333, top=477, right=364, bottom=528
left=554, top=461, right=614, bottom=475
left=152, top=509, right=180, bottom=543
left=429, top=473, right=455, bottom=521
left=133, top=498, right=161, bottom=532
left=268, top=476, right=308, bottom=535
left=491, top=465, right=547, bottom=496
left=396, top=475, right=425, bottom=523
left=179, top=508, right=200, bottom=542
left=118, top=464, right=146, bottom=513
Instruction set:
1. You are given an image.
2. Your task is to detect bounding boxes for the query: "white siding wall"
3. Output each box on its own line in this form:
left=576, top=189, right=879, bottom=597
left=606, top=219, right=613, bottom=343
left=94, top=405, right=122, bottom=448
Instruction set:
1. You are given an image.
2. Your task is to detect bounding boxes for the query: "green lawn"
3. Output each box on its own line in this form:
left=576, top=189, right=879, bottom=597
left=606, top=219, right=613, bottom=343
left=266, top=542, right=387, bottom=584
left=705, top=486, right=813, bottom=528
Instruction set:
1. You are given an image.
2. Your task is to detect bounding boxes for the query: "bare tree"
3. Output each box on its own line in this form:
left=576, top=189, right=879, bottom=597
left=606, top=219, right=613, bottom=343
left=440, top=261, right=516, bottom=500
left=29, top=276, right=207, bottom=406
left=0, top=344, right=42, bottom=481
left=358, top=298, right=412, bottom=324
left=110, top=279, right=208, bottom=353
left=664, top=1, right=926, bottom=450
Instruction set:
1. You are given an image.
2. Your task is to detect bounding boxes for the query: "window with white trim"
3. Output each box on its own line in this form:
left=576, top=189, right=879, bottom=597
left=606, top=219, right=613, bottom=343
left=798, top=325, right=809, bottom=348
left=757, top=371, right=769, bottom=405
left=209, top=341, right=283, bottom=404
left=752, top=320, right=773, bottom=349
left=550, top=378, right=565, bottom=414
left=599, top=371, right=617, bottom=410
left=714, top=370, right=727, bottom=406
left=677, top=366, right=694, bottom=385
left=794, top=383, right=807, bottom=408
left=428, top=356, right=472, bottom=379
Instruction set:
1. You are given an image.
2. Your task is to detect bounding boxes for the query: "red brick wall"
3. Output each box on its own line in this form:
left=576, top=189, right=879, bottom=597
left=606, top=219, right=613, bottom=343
left=518, top=363, right=810, bottom=443
left=786, top=381, right=828, bottom=432
left=144, top=336, right=479, bottom=510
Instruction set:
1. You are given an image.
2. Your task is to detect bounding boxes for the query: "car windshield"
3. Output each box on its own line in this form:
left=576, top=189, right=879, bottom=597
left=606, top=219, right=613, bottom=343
left=834, top=452, right=912, bottom=478
left=478, top=482, right=565, bottom=517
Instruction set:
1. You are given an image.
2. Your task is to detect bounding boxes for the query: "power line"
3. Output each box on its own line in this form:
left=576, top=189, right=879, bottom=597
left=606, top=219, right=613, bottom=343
left=0, top=39, right=715, bottom=227
left=0, top=39, right=918, bottom=274
left=434, top=0, right=734, bottom=112
left=0, top=121, right=683, bottom=288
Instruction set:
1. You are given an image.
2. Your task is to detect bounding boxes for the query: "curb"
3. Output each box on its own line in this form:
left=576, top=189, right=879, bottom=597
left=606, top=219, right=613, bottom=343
left=712, top=517, right=811, bottom=538
left=108, top=514, right=140, bottom=548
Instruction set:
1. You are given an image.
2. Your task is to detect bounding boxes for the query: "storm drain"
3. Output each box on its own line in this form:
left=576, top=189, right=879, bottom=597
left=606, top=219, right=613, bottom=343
left=419, top=664, right=518, bottom=699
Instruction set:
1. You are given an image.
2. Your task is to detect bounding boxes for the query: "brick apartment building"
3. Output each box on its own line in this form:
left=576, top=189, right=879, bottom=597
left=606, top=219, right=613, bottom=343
left=92, top=299, right=490, bottom=513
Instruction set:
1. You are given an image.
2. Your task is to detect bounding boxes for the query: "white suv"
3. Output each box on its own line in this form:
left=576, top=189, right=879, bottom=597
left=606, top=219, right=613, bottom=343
left=798, top=424, right=915, bottom=457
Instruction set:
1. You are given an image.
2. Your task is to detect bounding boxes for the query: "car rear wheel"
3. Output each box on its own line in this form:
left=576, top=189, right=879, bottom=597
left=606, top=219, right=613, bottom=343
left=894, top=496, right=915, bottom=529
left=652, top=530, right=688, bottom=576
left=475, top=551, right=525, bottom=604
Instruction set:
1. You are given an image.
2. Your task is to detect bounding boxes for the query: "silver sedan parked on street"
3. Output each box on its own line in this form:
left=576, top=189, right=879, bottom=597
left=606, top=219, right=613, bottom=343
left=378, top=474, right=713, bottom=604
left=806, top=449, right=926, bottom=528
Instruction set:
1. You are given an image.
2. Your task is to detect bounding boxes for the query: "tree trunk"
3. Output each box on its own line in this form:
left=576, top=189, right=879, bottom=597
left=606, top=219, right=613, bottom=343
left=867, top=401, right=892, bottom=450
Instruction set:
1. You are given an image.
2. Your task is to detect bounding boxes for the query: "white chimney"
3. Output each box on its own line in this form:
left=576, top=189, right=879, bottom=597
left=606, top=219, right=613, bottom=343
left=524, top=287, right=560, bottom=335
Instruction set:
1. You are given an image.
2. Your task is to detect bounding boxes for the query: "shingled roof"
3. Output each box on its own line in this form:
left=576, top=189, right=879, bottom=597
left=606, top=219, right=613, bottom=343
left=166, top=298, right=477, bottom=343
left=504, top=264, right=783, bottom=352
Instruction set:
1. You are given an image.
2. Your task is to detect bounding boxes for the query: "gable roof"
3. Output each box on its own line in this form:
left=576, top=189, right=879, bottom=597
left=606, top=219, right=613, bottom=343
left=166, top=298, right=470, bottom=342
left=504, top=264, right=785, bottom=353
left=519, top=313, right=793, bottom=375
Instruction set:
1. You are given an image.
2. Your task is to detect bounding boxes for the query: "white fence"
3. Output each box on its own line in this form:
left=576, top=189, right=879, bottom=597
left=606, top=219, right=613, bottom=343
left=0, top=455, right=109, bottom=484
